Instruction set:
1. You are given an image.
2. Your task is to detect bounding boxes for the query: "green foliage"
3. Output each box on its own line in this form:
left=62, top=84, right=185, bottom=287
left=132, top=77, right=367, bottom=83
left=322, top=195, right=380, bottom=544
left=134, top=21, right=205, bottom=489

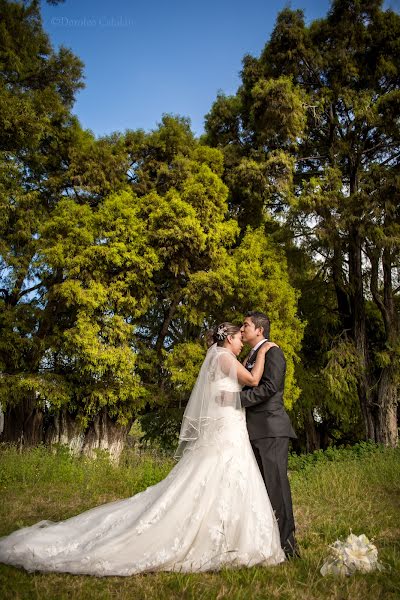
left=127, top=116, right=303, bottom=439
left=231, top=228, right=303, bottom=409
left=288, top=440, right=389, bottom=472
left=139, top=408, right=184, bottom=454
left=324, top=339, right=362, bottom=404
left=249, top=77, right=307, bottom=147
left=164, top=342, right=206, bottom=393
left=2, top=189, right=163, bottom=423
left=0, top=0, right=85, bottom=407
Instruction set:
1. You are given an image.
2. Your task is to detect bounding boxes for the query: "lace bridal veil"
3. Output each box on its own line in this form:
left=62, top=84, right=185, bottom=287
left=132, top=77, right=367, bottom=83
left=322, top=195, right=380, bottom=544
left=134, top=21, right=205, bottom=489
left=175, top=343, right=242, bottom=458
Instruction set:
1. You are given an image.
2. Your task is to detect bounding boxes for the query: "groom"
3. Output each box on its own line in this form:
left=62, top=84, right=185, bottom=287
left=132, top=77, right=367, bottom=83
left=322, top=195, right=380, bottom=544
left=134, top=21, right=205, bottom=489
left=240, top=311, right=298, bottom=558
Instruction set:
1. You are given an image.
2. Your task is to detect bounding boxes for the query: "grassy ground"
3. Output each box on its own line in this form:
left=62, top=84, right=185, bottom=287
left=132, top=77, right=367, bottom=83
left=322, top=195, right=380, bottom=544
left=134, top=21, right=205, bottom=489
left=0, top=444, right=399, bottom=600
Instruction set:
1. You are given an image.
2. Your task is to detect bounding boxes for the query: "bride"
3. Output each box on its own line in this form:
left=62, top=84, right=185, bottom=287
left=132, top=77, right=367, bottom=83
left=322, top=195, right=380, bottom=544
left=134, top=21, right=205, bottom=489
left=0, top=323, right=285, bottom=576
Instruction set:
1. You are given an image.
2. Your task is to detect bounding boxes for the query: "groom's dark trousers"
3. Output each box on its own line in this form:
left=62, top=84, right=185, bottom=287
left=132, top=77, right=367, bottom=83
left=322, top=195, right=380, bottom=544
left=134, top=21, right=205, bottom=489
left=240, top=343, right=297, bottom=555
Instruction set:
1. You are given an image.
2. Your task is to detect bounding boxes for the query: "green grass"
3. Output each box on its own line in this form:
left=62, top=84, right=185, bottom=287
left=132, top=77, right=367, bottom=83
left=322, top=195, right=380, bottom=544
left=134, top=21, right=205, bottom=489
left=0, top=444, right=399, bottom=600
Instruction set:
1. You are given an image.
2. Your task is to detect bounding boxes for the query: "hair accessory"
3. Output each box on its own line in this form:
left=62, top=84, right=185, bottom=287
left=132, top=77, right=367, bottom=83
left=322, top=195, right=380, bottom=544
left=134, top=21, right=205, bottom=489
left=215, top=324, right=228, bottom=341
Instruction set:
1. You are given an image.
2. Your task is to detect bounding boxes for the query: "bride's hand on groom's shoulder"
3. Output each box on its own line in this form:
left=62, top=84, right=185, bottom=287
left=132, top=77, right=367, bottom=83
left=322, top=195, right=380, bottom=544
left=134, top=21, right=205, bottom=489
left=261, top=342, right=278, bottom=353
left=243, top=342, right=278, bottom=365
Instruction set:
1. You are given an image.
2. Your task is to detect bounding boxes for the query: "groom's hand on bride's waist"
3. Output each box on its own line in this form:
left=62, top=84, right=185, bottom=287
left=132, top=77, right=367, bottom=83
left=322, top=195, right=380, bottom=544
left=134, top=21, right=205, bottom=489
left=215, top=391, right=236, bottom=406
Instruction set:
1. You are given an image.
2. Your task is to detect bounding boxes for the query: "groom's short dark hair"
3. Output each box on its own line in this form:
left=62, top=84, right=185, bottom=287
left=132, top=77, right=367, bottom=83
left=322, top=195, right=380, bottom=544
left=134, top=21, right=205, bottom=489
left=246, top=311, right=270, bottom=338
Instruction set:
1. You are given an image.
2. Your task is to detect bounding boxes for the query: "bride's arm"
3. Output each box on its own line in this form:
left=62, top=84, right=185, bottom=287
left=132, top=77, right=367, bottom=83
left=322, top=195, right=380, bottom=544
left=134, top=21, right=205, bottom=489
left=216, top=345, right=275, bottom=406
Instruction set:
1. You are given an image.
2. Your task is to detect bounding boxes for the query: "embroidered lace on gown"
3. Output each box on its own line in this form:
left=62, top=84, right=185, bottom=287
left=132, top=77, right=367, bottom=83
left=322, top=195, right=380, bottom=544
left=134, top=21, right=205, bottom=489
left=0, top=346, right=285, bottom=576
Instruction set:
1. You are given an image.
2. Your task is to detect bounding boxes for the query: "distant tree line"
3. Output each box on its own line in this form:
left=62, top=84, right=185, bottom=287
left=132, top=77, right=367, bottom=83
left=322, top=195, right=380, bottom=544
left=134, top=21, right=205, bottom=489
left=0, top=0, right=398, bottom=458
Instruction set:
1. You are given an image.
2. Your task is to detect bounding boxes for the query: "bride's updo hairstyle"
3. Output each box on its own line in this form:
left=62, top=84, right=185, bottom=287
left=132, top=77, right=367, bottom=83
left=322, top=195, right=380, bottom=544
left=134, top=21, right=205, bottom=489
left=206, top=322, right=240, bottom=348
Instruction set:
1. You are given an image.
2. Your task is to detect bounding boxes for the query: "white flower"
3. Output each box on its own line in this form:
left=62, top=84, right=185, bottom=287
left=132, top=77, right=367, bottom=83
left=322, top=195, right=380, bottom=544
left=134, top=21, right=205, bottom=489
left=320, top=533, right=383, bottom=576
left=216, top=325, right=228, bottom=340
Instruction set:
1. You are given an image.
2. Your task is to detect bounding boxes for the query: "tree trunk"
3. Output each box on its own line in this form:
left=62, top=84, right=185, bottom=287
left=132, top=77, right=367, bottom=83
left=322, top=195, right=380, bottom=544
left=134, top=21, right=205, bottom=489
left=155, top=293, right=181, bottom=355
left=332, top=241, right=352, bottom=332
left=0, top=394, right=43, bottom=446
left=348, top=227, right=375, bottom=440
left=45, top=409, right=85, bottom=454
left=357, top=377, right=376, bottom=441
left=374, top=368, right=398, bottom=447
left=317, top=421, right=331, bottom=450
left=81, top=409, right=133, bottom=463
left=46, top=408, right=133, bottom=462
left=304, top=408, right=320, bottom=452
left=367, top=241, right=399, bottom=447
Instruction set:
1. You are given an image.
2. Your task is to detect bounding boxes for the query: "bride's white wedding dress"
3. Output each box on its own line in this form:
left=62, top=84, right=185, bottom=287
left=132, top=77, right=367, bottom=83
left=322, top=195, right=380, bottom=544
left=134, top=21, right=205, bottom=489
left=0, top=346, right=284, bottom=576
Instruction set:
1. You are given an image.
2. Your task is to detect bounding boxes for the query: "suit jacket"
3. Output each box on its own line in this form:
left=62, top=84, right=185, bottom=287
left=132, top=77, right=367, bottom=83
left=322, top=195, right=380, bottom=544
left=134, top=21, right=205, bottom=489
left=240, top=343, right=297, bottom=441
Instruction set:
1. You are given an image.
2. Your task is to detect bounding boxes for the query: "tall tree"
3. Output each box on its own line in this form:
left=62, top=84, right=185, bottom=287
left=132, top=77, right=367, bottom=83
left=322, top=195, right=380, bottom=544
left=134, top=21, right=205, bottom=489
left=0, top=0, right=84, bottom=444
left=124, top=116, right=303, bottom=449
left=205, top=0, right=400, bottom=446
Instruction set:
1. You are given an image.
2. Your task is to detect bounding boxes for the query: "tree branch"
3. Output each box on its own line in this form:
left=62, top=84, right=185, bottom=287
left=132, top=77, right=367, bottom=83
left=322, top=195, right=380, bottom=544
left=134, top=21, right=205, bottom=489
left=18, top=282, right=43, bottom=299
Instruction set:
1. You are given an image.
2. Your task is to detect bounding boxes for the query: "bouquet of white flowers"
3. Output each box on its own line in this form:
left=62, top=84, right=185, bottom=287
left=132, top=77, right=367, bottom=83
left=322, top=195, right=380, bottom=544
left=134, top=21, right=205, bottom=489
left=320, top=533, right=383, bottom=576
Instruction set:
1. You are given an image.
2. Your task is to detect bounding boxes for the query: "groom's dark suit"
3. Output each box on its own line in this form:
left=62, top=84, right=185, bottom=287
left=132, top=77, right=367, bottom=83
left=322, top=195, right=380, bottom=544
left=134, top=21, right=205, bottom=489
left=240, top=340, right=297, bottom=555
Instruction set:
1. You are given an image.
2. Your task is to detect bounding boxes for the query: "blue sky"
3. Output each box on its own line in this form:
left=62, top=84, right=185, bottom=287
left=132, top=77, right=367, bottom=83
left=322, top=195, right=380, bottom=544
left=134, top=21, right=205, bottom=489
left=41, top=0, right=400, bottom=138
